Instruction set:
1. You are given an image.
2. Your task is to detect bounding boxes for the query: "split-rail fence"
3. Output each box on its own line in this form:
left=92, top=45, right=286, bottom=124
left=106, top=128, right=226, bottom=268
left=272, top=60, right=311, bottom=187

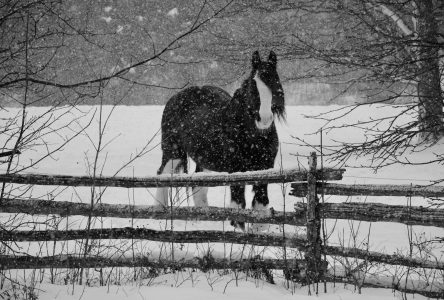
left=0, top=152, right=443, bottom=297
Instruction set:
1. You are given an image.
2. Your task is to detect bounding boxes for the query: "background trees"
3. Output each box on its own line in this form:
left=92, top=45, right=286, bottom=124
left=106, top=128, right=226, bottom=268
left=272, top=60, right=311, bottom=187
left=0, top=0, right=235, bottom=107
left=1, top=0, right=443, bottom=170
left=0, top=0, right=234, bottom=200
left=208, top=0, right=443, bottom=168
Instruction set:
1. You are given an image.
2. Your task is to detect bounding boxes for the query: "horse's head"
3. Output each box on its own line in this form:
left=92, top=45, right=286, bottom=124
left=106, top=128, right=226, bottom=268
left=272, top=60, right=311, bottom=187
left=249, top=50, right=285, bottom=131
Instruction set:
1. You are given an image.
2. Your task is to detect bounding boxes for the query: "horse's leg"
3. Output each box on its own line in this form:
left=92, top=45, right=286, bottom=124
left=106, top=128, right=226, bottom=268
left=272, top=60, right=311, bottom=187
left=230, top=185, right=246, bottom=231
left=192, top=164, right=209, bottom=207
left=250, top=147, right=276, bottom=232
left=252, top=184, right=271, bottom=228
left=249, top=184, right=272, bottom=232
left=155, top=158, right=184, bottom=207
left=252, top=184, right=269, bottom=209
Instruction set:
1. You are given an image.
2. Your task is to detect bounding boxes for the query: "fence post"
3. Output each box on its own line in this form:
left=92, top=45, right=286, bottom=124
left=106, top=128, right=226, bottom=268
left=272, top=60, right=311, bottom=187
left=306, top=151, right=322, bottom=283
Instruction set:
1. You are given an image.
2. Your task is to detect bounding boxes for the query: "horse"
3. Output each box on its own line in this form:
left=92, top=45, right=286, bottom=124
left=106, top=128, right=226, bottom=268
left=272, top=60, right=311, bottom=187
left=155, top=50, right=285, bottom=231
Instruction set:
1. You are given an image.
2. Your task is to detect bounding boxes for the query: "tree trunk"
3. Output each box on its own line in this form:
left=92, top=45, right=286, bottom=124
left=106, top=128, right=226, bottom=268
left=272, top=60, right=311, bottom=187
left=416, top=0, right=444, bottom=141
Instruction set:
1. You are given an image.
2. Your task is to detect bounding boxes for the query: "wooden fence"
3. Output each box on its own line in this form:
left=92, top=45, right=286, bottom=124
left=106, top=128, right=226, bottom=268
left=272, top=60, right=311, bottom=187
left=0, top=152, right=443, bottom=297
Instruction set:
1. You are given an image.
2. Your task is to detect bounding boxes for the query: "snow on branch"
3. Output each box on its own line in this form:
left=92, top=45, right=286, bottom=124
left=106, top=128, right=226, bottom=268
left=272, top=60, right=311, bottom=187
left=377, top=4, right=414, bottom=36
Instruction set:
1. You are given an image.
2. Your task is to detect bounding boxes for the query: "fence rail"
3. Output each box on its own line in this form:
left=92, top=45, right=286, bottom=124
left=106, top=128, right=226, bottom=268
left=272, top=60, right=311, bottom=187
left=0, top=228, right=307, bottom=250
left=0, top=198, right=307, bottom=226
left=3, top=197, right=443, bottom=228
left=324, top=274, right=444, bottom=299
left=296, top=202, right=444, bottom=227
left=0, top=168, right=344, bottom=188
left=2, top=227, right=442, bottom=271
left=291, top=182, right=444, bottom=198
left=0, top=255, right=307, bottom=272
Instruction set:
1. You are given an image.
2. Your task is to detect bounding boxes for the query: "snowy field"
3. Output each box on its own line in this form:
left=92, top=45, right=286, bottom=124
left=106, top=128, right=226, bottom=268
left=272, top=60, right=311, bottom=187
left=35, top=280, right=413, bottom=300
left=0, top=104, right=443, bottom=299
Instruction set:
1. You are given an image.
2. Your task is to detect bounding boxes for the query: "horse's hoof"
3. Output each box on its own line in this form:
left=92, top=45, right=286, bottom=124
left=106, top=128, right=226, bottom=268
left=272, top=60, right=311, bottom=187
left=249, top=223, right=270, bottom=233
left=230, top=220, right=245, bottom=232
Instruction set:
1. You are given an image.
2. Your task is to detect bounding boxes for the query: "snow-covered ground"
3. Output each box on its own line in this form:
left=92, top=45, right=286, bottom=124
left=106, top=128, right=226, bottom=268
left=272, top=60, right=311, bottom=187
left=0, top=104, right=443, bottom=299
left=36, top=276, right=413, bottom=300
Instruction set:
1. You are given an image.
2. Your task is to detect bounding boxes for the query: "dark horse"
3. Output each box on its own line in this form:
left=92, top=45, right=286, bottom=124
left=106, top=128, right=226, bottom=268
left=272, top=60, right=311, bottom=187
left=156, top=51, right=285, bottom=231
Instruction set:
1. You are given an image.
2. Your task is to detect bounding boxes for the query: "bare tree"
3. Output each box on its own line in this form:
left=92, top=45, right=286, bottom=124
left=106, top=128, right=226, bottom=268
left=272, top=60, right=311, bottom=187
left=290, top=0, right=444, bottom=169
left=0, top=0, right=235, bottom=175
left=0, top=0, right=236, bottom=290
left=198, top=0, right=443, bottom=172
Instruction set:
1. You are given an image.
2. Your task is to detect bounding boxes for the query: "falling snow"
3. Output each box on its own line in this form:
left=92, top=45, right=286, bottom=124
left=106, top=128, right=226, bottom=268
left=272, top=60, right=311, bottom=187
left=167, top=7, right=179, bottom=17
left=101, top=16, right=112, bottom=23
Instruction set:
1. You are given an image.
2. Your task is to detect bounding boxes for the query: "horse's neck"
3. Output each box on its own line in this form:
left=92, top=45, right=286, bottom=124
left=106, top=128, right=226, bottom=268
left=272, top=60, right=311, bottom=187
left=230, top=79, right=251, bottom=111
left=223, top=87, right=246, bottom=123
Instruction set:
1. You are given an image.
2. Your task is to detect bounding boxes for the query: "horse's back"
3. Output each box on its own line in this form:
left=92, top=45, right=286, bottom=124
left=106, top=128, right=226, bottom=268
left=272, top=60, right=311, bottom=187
left=163, top=85, right=230, bottom=120
left=160, top=86, right=232, bottom=164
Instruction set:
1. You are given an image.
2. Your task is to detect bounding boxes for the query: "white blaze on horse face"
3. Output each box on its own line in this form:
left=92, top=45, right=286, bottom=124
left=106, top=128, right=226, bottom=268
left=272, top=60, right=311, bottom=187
left=253, top=73, right=273, bottom=130
left=155, top=159, right=182, bottom=206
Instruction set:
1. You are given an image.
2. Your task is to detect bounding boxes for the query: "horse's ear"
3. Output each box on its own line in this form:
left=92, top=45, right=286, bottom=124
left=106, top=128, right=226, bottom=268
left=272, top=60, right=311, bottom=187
left=268, top=51, right=277, bottom=67
left=252, top=51, right=261, bottom=70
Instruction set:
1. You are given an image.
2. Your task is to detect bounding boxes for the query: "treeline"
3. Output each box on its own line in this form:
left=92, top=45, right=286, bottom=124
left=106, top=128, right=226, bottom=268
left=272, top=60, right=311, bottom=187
left=1, top=1, right=440, bottom=108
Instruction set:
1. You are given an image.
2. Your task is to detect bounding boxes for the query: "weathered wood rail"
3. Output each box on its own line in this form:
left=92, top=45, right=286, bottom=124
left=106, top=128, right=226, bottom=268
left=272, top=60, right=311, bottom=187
left=1, top=227, right=442, bottom=271
left=296, top=202, right=444, bottom=227
left=5, top=197, right=443, bottom=228
left=324, top=244, right=444, bottom=270
left=291, top=182, right=444, bottom=198
left=0, top=198, right=306, bottom=226
left=0, top=228, right=307, bottom=250
left=0, top=254, right=308, bottom=272
left=0, top=168, right=344, bottom=188
left=324, top=273, right=444, bottom=299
